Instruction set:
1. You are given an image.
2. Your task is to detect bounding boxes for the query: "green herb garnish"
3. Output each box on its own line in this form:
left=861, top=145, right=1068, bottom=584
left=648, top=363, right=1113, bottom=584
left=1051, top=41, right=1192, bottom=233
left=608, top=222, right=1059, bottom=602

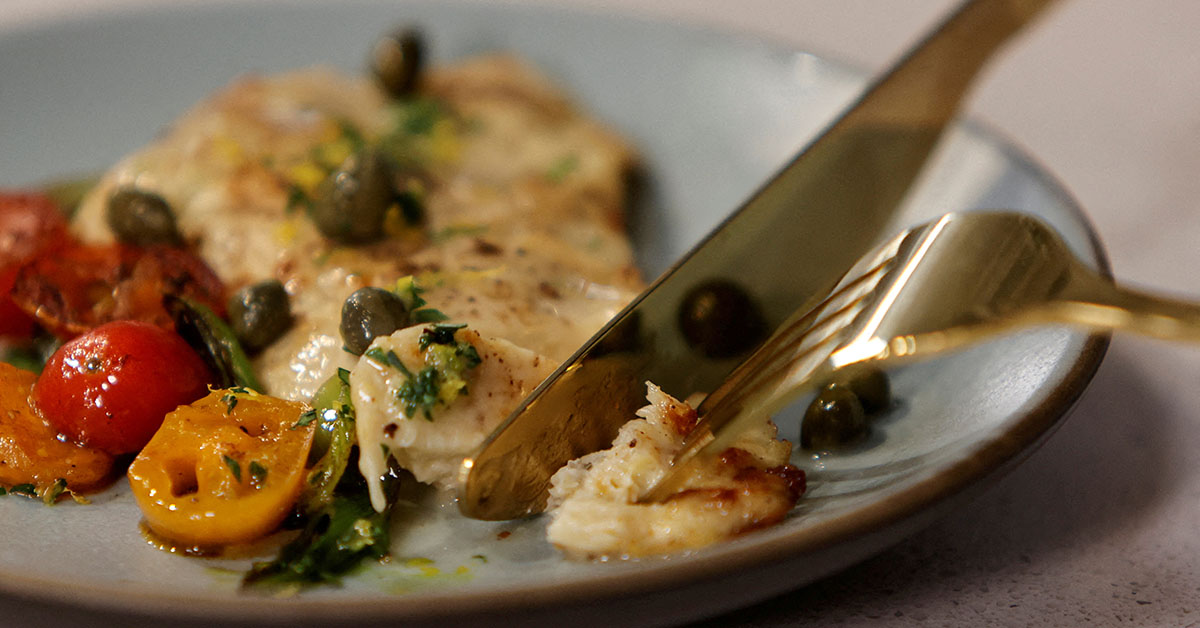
left=545, top=153, right=579, bottom=183
left=9, top=484, right=36, bottom=497
left=365, top=348, right=414, bottom=377
left=249, top=461, right=269, bottom=487
left=294, top=409, right=319, bottom=429
left=243, top=453, right=400, bottom=588
left=418, top=323, right=468, bottom=351
left=395, top=99, right=443, bottom=135
left=285, top=184, right=314, bottom=214
left=42, top=478, right=68, bottom=505
left=223, top=455, right=242, bottom=482
left=397, top=366, right=441, bottom=421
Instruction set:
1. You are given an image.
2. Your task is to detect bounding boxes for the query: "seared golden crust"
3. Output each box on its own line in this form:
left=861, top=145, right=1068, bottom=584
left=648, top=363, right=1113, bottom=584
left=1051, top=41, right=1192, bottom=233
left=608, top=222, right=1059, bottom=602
left=546, top=384, right=804, bottom=559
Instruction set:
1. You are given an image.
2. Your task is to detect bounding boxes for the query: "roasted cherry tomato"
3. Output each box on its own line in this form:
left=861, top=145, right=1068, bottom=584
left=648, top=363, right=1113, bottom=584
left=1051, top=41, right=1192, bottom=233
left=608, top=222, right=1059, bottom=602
left=11, top=243, right=226, bottom=338
left=0, top=192, right=68, bottom=338
left=127, top=389, right=315, bottom=546
left=0, top=363, right=115, bottom=493
left=33, top=320, right=212, bottom=454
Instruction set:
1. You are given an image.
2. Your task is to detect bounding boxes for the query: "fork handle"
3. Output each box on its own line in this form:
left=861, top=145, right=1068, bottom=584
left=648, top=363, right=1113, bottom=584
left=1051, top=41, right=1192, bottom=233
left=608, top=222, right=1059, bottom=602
left=1057, top=278, right=1200, bottom=343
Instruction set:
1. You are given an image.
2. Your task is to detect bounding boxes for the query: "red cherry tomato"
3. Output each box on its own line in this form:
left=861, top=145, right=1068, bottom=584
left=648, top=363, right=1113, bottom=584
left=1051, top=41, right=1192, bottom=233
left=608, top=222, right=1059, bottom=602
left=33, top=320, right=213, bottom=454
left=0, top=192, right=68, bottom=338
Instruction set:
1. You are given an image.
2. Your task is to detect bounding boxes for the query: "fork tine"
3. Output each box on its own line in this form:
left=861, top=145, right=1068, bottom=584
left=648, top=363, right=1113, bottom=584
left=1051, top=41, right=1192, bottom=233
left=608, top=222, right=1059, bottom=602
left=696, top=253, right=899, bottom=414
left=640, top=247, right=905, bottom=502
left=696, top=251, right=900, bottom=417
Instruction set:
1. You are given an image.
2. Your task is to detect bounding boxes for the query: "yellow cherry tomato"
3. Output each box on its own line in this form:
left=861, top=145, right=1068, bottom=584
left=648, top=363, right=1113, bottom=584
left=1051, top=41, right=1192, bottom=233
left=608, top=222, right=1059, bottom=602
left=0, top=363, right=115, bottom=494
left=127, top=388, right=315, bottom=546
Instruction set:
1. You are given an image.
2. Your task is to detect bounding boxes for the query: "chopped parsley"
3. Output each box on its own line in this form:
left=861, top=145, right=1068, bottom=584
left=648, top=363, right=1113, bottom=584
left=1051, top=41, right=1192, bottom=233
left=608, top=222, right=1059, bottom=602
left=335, top=119, right=367, bottom=152
left=412, top=308, right=450, bottom=324
left=365, top=323, right=482, bottom=421
left=393, top=98, right=443, bottom=136
left=393, top=277, right=449, bottom=323
left=418, top=323, right=468, bottom=351
left=397, top=366, right=442, bottom=421
left=223, top=455, right=242, bottom=482
left=221, top=386, right=251, bottom=415
left=0, top=481, right=81, bottom=505
left=294, top=409, right=319, bottom=429
left=545, top=153, right=580, bottom=183
left=337, top=367, right=351, bottom=386
left=365, top=348, right=413, bottom=377
left=285, top=183, right=314, bottom=214
left=42, top=478, right=67, bottom=505
left=249, top=461, right=269, bottom=487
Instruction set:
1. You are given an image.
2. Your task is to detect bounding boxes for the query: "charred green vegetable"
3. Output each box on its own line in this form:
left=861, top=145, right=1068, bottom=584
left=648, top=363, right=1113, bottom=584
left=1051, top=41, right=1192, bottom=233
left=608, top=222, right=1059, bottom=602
left=166, top=295, right=263, bottom=392
left=242, top=458, right=401, bottom=587
left=297, top=369, right=357, bottom=514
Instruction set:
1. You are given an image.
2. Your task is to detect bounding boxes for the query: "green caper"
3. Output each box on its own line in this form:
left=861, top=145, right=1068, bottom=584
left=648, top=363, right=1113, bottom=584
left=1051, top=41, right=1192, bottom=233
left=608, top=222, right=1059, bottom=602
left=829, top=365, right=891, bottom=414
left=340, top=287, right=410, bottom=355
left=310, top=150, right=397, bottom=244
left=106, top=187, right=183, bottom=246
left=228, top=280, right=294, bottom=354
left=371, top=27, right=424, bottom=98
left=800, top=383, right=868, bottom=450
left=678, top=279, right=767, bottom=359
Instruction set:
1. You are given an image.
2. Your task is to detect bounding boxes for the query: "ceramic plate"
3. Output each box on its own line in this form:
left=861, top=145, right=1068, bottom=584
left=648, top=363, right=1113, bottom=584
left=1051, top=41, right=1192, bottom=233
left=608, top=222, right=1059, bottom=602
left=0, top=2, right=1107, bottom=626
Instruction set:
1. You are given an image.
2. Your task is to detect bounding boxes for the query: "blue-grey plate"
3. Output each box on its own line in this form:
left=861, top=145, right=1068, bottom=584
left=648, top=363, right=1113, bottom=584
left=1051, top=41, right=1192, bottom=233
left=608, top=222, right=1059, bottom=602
left=0, top=2, right=1107, bottom=626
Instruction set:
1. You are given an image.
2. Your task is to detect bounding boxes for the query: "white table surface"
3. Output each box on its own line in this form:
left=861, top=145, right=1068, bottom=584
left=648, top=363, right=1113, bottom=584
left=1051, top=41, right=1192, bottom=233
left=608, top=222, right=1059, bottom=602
left=3, top=1, right=1199, bottom=625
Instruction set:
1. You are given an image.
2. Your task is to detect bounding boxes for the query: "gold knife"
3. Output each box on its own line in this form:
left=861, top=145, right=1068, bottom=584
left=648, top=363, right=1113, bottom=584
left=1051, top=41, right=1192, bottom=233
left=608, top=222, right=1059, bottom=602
left=457, top=0, right=1059, bottom=520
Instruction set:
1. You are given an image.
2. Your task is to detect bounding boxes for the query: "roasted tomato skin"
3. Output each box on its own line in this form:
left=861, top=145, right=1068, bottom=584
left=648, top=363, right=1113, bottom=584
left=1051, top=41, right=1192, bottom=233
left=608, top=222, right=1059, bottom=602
left=33, top=320, right=212, bottom=455
left=0, top=363, right=115, bottom=493
left=127, top=389, right=315, bottom=546
left=0, top=192, right=68, bottom=338
left=11, top=243, right=227, bottom=339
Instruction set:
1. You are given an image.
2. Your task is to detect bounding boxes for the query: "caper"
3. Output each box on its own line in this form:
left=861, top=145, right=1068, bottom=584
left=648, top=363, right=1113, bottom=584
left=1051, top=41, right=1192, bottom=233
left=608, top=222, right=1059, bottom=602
left=106, top=187, right=183, bottom=246
left=340, top=287, right=410, bottom=355
left=310, top=150, right=397, bottom=244
left=800, top=383, right=868, bottom=450
left=678, top=279, right=767, bottom=359
left=829, top=365, right=891, bottom=414
left=228, top=280, right=293, bottom=354
left=371, top=28, right=424, bottom=98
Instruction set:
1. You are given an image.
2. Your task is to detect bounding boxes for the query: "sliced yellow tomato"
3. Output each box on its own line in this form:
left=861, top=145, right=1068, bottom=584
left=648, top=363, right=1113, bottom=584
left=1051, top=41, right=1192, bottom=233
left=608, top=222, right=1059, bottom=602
left=127, top=388, right=315, bottom=546
left=0, top=362, right=115, bottom=493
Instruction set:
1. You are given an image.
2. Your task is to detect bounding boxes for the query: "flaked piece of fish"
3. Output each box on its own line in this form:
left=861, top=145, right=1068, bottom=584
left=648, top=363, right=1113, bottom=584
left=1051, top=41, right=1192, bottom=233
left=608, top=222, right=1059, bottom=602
left=352, top=324, right=556, bottom=510
left=546, top=383, right=805, bottom=560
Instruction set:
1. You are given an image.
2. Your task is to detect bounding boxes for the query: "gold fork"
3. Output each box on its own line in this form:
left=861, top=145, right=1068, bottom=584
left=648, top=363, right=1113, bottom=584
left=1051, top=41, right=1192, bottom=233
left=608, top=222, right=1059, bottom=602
left=642, top=210, right=1198, bottom=501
